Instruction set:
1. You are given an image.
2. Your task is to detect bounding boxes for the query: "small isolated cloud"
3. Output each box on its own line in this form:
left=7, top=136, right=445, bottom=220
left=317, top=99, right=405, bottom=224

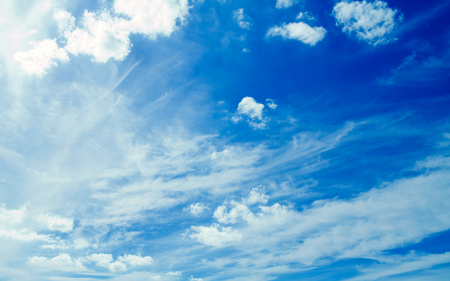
left=267, top=22, right=326, bottom=46
left=190, top=223, right=242, bottom=247
left=276, top=0, right=299, bottom=9
left=296, top=12, right=315, bottom=21
left=87, top=254, right=127, bottom=272
left=36, top=213, right=74, bottom=233
left=29, top=254, right=86, bottom=271
left=189, top=276, right=203, bottom=281
left=333, top=0, right=401, bottom=45
left=13, top=39, right=69, bottom=76
left=0, top=204, right=27, bottom=224
left=118, top=254, right=153, bottom=266
left=243, top=187, right=269, bottom=205
left=232, top=97, right=268, bottom=129
left=167, top=271, right=182, bottom=275
left=266, top=99, right=277, bottom=109
left=233, top=8, right=251, bottom=29
left=185, top=203, right=209, bottom=216
left=243, top=48, right=250, bottom=53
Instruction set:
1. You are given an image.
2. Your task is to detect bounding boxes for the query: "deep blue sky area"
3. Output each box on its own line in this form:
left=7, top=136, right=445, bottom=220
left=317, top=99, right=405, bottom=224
left=1, top=0, right=450, bottom=280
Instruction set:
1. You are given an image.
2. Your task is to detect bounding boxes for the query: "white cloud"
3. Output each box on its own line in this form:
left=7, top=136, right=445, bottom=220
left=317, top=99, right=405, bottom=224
left=167, top=271, right=182, bottom=275
left=267, top=22, right=326, bottom=46
left=29, top=253, right=86, bottom=271
left=64, top=11, right=131, bottom=63
left=13, top=39, right=69, bottom=76
left=0, top=229, right=53, bottom=242
left=276, top=0, right=298, bottom=9
left=118, top=254, right=154, bottom=266
left=265, top=99, right=277, bottom=109
left=214, top=204, right=254, bottom=224
left=190, top=223, right=242, bottom=247
left=54, top=9, right=75, bottom=36
left=333, top=0, right=401, bottom=45
left=232, top=97, right=268, bottom=129
left=243, top=187, right=269, bottom=205
left=113, top=0, right=189, bottom=38
left=296, top=12, right=315, bottom=21
left=233, top=8, right=251, bottom=29
left=0, top=204, right=27, bottom=224
left=189, top=275, right=203, bottom=281
left=185, top=203, right=209, bottom=216
left=36, top=213, right=74, bottom=233
left=87, top=253, right=127, bottom=272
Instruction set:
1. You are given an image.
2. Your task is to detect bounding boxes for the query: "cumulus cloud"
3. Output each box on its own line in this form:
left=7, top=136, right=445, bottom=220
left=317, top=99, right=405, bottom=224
left=233, top=8, right=251, bottom=29
left=64, top=11, right=131, bottom=63
left=185, top=203, right=209, bottom=216
left=265, top=99, right=277, bottom=109
left=13, top=39, right=69, bottom=76
left=232, top=97, right=268, bottom=129
left=0, top=204, right=27, bottom=224
left=189, top=276, right=203, bottom=281
left=333, top=0, right=401, bottom=45
left=114, top=0, right=189, bottom=38
left=36, top=213, right=74, bottom=233
left=29, top=253, right=86, bottom=271
left=167, top=271, right=182, bottom=275
left=87, top=253, right=127, bottom=272
left=118, top=254, right=154, bottom=266
left=190, top=223, right=242, bottom=247
left=267, top=22, right=326, bottom=46
left=243, top=187, right=269, bottom=205
left=276, top=0, right=298, bottom=9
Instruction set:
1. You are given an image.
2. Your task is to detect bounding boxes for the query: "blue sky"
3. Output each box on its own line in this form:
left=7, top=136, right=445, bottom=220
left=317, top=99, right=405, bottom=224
left=1, top=0, right=450, bottom=280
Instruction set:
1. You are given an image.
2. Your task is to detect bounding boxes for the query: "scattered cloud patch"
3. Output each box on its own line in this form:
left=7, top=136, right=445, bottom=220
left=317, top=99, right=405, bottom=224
left=13, top=39, right=69, bottom=76
left=296, top=12, right=315, bottom=21
left=266, top=99, right=277, bottom=109
left=243, top=187, right=269, bottom=205
left=36, top=213, right=74, bottom=233
left=267, top=22, right=326, bottom=46
left=29, top=254, right=86, bottom=271
left=167, top=271, right=182, bottom=275
left=333, top=0, right=401, bottom=45
left=232, top=97, right=268, bottom=129
left=276, top=0, right=299, bottom=9
left=190, top=223, right=242, bottom=247
left=189, top=276, right=203, bottom=281
left=118, top=254, right=153, bottom=266
left=233, top=8, right=251, bottom=29
left=87, top=253, right=127, bottom=272
left=185, top=203, right=209, bottom=216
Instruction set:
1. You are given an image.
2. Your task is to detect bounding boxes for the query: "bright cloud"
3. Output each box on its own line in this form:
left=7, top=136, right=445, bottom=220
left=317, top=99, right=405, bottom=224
left=29, top=254, right=86, bottom=271
left=276, top=0, right=299, bottom=9
left=118, top=254, right=154, bottom=266
left=232, top=97, right=268, bottom=129
left=36, top=213, right=74, bottom=233
left=265, top=99, right=277, bottom=109
left=267, top=22, right=326, bottom=46
left=233, top=8, right=251, bottom=29
left=87, top=254, right=127, bottom=272
left=333, top=0, right=401, bottom=45
left=13, top=39, right=69, bottom=76
left=190, top=223, right=242, bottom=247
left=185, top=203, right=209, bottom=216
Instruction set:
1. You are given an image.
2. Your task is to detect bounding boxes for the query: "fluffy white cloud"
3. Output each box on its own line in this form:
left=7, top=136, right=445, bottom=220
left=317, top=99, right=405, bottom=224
left=265, top=99, right=277, bottom=109
left=118, top=254, right=154, bottom=266
left=232, top=97, right=268, bottom=129
left=189, top=276, right=203, bottom=281
left=0, top=229, right=53, bottom=242
left=167, top=271, right=182, bottom=275
left=29, top=253, right=86, bottom=271
left=185, top=203, right=209, bottom=216
left=36, top=213, right=74, bottom=233
left=333, top=0, right=400, bottom=45
left=64, top=11, right=131, bottom=63
left=243, top=187, right=269, bottom=205
left=87, top=253, right=127, bottom=272
left=190, top=223, right=242, bottom=247
left=267, top=22, right=326, bottom=46
left=276, top=0, right=298, bottom=9
left=0, top=204, right=27, bottom=224
left=113, top=0, right=189, bottom=38
left=214, top=204, right=254, bottom=224
left=233, top=8, right=251, bottom=29
left=54, top=9, right=75, bottom=36
left=13, top=39, right=69, bottom=76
